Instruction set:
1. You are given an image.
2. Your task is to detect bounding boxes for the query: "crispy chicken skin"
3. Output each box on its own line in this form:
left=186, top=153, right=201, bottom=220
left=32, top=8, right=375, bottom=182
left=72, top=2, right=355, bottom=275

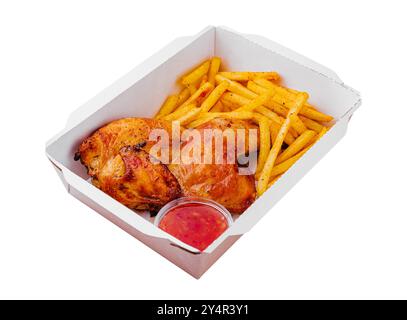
left=168, top=161, right=255, bottom=214
left=168, top=119, right=257, bottom=214
left=76, top=118, right=173, bottom=177
left=76, top=118, right=180, bottom=211
left=97, top=146, right=181, bottom=211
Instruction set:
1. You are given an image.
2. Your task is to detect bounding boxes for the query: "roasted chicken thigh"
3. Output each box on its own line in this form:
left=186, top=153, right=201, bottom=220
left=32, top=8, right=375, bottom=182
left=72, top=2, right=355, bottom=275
left=76, top=118, right=180, bottom=211
left=97, top=146, right=181, bottom=211
left=168, top=119, right=257, bottom=214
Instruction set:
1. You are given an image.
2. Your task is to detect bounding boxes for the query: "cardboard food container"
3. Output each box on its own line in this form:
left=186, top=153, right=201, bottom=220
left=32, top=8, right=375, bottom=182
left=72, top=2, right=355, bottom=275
left=46, top=26, right=361, bottom=278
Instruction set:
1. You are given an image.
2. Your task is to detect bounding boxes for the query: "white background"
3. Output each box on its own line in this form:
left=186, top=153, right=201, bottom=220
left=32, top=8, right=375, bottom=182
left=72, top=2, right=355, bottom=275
left=1, top=0, right=406, bottom=299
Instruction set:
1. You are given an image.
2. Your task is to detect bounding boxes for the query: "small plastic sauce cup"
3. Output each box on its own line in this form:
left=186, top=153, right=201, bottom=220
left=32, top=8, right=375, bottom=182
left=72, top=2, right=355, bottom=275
left=154, top=197, right=233, bottom=251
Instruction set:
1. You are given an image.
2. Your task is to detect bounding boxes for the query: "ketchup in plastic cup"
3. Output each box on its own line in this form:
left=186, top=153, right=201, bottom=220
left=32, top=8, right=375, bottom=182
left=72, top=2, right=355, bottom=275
left=154, top=197, right=233, bottom=251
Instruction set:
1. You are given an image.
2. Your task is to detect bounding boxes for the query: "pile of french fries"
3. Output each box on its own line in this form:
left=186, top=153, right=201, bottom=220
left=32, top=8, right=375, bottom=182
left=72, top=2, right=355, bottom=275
left=154, top=57, right=333, bottom=197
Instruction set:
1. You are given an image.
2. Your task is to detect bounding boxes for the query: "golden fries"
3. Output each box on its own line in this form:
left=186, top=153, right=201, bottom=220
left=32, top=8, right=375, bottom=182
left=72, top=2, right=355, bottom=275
left=269, top=127, right=328, bottom=177
left=179, top=82, right=214, bottom=109
left=318, top=126, right=328, bottom=139
left=299, top=115, right=325, bottom=133
left=155, top=94, right=179, bottom=119
left=257, top=92, right=308, bottom=196
left=246, top=81, right=288, bottom=115
left=200, top=75, right=208, bottom=87
left=236, top=90, right=273, bottom=112
left=253, top=114, right=271, bottom=175
left=220, top=97, right=238, bottom=111
left=153, top=57, right=333, bottom=197
left=181, top=60, right=210, bottom=86
left=176, top=87, right=191, bottom=107
left=269, top=145, right=312, bottom=177
left=162, top=103, right=197, bottom=122
left=187, top=83, right=198, bottom=95
left=290, top=114, right=307, bottom=134
left=222, top=91, right=297, bottom=141
left=200, top=81, right=229, bottom=113
left=269, top=122, right=278, bottom=145
left=301, top=107, right=333, bottom=123
left=275, top=130, right=316, bottom=164
left=210, top=101, right=224, bottom=112
left=188, top=110, right=254, bottom=128
left=255, top=105, right=283, bottom=126
left=216, top=74, right=258, bottom=100
left=218, top=71, right=280, bottom=82
left=221, top=91, right=250, bottom=108
left=174, top=107, right=201, bottom=125
left=208, top=57, right=221, bottom=86
left=253, top=78, right=333, bottom=122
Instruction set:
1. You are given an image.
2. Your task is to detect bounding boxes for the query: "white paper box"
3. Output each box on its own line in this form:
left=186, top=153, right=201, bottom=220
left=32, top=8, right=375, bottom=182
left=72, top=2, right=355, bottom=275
left=46, top=26, right=361, bottom=278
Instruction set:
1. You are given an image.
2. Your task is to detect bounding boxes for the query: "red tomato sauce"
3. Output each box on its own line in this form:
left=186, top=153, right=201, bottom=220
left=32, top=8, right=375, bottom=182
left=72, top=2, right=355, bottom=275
left=158, top=203, right=229, bottom=251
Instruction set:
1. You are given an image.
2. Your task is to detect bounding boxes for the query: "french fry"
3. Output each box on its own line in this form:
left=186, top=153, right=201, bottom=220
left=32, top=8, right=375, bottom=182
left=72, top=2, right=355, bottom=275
left=176, top=88, right=190, bottom=108
left=257, top=107, right=297, bottom=143
left=208, top=57, right=221, bottom=86
left=187, top=116, right=213, bottom=128
left=304, top=126, right=328, bottom=148
left=181, top=60, right=210, bottom=86
left=211, top=78, right=298, bottom=146
left=179, top=82, right=214, bottom=109
left=284, top=131, right=295, bottom=145
left=223, top=105, right=235, bottom=112
left=253, top=78, right=286, bottom=93
left=216, top=74, right=258, bottom=99
left=275, top=130, right=316, bottom=164
left=222, top=90, right=295, bottom=131
left=200, top=81, right=229, bottom=113
left=290, top=114, right=307, bottom=134
left=257, top=92, right=308, bottom=196
left=269, top=125, right=329, bottom=178
left=220, top=96, right=242, bottom=110
left=187, top=83, right=198, bottom=95
left=223, top=91, right=275, bottom=120
left=318, top=126, right=328, bottom=138
left=246, top=81, right=289, bottom=116
left=299, top=115, right=325, bottom=133
left=286, top=87, right=299, bottom=94
left=246, top=82, right=310, bottom=137
left=220, top=98, right=236, bottom=111
left=255, top=105, right=283, bottom=125
left=236, top=90, right=273, bottom=112
left=267, top=174, right=282, bottom=189
left=222, top=91, right=297, bottom=140
left=268, top=120, right=295, bottom=146
left=162, top=103, right=197, bottom=122
left=174, top=107, right=201, bottom=125
left=301, top=107, right=333, bottom=123
left=286, top=88, right=319, bottom=108
left=188, top=110, right=254, bottom=128
left=269, top=122, right=278, bottom=145
left=211, top=110, right=254, bottom=120
left=253, top=78, right=333, bottom=122
left=217, top=75, right=288, bottom=118
left=269, top=145, right=312, bottom=177
left=210, top=101, right=224, bottom=112
left=200, top=75, right=208, bottom=87
left=221, top=92, right=251, bottom=108
left=155, top=94, right=179, bottom=119
left=253, top=114, right=271, bottom=175
left=218, top=71, right=280, bottom=82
